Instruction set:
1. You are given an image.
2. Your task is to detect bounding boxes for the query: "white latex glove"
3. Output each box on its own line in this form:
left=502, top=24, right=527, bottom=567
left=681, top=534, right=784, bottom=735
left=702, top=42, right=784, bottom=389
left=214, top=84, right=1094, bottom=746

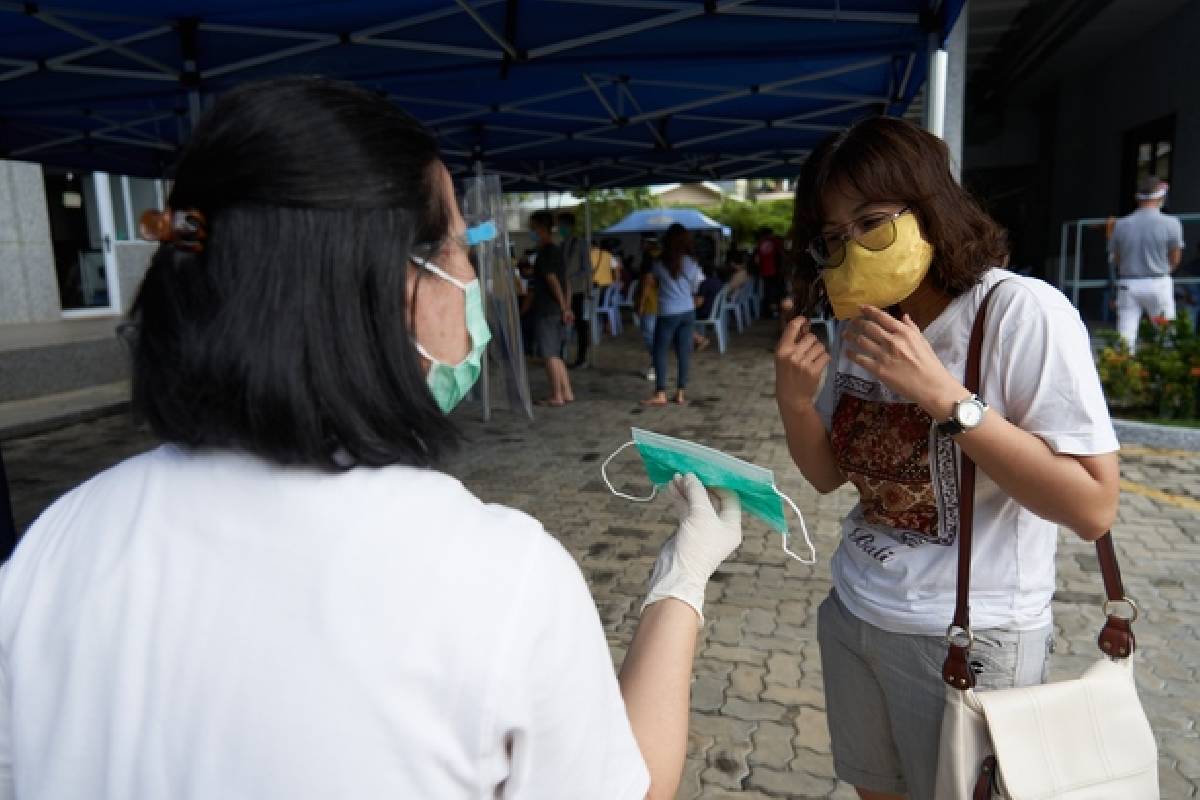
left=642, top=473, right=743, bottom=626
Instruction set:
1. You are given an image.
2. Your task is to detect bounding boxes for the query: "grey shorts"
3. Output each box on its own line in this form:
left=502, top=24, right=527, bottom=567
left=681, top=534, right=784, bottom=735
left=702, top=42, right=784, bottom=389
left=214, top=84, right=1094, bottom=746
left=817, top=590, right=1053, bottom=798
left=535, top=314, right=566, bottom=359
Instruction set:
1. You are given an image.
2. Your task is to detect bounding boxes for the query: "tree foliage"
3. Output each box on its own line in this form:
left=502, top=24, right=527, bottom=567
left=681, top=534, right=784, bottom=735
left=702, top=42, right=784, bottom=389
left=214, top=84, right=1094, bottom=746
left=580, top=187, right=660, bottom=230
left=699, top=198, right=794, bottom=249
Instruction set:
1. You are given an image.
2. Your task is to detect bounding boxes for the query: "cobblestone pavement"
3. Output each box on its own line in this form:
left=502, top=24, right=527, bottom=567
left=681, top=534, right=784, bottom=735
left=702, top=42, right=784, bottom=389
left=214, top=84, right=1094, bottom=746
left=6, top=320, right=1199, bottom=798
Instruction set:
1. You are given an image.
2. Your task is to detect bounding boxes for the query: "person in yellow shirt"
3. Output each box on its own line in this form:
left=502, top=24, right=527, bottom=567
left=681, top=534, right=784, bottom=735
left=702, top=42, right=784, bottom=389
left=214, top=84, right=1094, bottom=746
left=635, top=237, right=660, bottom=381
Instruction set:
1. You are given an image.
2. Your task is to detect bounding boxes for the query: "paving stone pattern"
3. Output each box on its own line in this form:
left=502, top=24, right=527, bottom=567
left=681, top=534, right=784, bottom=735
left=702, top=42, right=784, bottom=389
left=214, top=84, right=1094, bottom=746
left=5, top=322, right=1198, bottom=798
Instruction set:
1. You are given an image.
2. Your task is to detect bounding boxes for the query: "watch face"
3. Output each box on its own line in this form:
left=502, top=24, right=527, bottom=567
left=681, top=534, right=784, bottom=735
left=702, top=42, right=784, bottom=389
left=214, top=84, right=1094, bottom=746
left=956, top=400, right=984, bottom=428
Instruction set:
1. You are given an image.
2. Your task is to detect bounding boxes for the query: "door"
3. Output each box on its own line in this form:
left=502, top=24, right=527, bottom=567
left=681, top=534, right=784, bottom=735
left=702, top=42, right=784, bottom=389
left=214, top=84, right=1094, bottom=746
left=1120, top=115, right=1175, bottom=215
left=42, top=169, right=121, bottom=316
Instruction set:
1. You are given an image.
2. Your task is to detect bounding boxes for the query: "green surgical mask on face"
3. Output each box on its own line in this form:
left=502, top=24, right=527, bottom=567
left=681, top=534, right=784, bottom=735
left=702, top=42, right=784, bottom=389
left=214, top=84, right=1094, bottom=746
left=602, top=427, right=816, bottom=563
left=411, top=256, right=492, bottom=413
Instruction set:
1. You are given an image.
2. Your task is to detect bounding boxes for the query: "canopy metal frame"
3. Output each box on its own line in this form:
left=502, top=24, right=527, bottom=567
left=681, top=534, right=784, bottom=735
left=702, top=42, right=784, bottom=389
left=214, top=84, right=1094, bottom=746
left=0, top=0, right=962, bottom=189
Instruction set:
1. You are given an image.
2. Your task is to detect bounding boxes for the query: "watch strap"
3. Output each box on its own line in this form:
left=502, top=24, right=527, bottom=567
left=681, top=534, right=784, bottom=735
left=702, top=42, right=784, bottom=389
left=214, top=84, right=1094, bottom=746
left=935, top=395, right=985, bottom=437
left=936, top=415, right=965, bottom=437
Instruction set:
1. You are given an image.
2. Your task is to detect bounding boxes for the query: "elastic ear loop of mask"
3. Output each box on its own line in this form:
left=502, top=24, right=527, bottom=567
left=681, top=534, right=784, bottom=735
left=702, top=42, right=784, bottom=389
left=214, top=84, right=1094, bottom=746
left=605, top=441, right=818, bottom=565
left=601, top=441, right=657, bottom=502
left=774, top=487, right=816, bottom=564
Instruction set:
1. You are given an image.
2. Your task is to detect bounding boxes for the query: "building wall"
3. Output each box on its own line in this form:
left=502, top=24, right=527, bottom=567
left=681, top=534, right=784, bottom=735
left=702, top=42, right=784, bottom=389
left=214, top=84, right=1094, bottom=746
left=0, top=160, right=60, bottom=325
left=1048, top=0, right=1200, bottom=226
left=963, top=1, right=1200, bottom=288
left=658, top=186, right=722, bottom=207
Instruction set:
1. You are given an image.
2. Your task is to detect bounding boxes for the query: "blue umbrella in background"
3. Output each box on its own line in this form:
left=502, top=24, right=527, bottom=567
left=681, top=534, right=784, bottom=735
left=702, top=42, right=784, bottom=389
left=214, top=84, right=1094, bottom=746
left=602, top=209, right=728, bottom=234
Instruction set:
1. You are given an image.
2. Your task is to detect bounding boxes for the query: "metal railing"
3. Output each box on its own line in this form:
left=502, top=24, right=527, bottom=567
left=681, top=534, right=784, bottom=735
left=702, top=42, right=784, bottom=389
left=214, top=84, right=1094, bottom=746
left=1058, top=213, right=1200, bottom=309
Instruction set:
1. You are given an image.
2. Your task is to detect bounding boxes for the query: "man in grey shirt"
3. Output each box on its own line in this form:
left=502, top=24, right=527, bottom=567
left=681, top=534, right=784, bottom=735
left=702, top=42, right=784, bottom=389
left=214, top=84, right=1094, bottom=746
left=1109, top=175, right=1185, bottom=350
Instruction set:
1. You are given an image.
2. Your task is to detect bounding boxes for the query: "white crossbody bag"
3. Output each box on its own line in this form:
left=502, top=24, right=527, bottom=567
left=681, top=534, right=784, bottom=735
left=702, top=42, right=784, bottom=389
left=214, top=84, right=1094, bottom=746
left=933, top=282, right=1158, bottom=799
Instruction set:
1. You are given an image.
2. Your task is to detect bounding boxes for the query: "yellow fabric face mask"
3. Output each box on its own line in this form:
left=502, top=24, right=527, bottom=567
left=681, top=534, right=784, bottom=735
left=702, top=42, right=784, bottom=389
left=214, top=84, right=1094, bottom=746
left=821, top=212, right=934, bottom=320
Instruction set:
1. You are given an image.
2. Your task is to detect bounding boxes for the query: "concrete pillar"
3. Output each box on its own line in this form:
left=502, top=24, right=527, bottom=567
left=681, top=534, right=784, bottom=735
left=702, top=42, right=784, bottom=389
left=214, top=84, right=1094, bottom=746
left=924, top=38, right=947, bottom=139
left=944, top=1, right=969, bottom=181
left=0, top=160, right=60, bottom=325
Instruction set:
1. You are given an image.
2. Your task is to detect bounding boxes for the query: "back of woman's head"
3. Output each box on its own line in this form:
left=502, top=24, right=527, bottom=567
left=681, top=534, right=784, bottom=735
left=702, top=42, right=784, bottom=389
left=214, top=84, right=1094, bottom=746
left=128, top=77, right=456, bottom=470
left=789, top=115, right=1007, bottom=306
left=663, top=223, right=692, bottom=278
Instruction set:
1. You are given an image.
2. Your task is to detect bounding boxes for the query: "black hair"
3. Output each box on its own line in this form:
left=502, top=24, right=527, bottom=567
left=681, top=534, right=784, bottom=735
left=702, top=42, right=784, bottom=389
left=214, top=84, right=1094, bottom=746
left=530, top=210, right=554, bottom=232
left=556, top=211, right=576, bottom=226
left=126, top=77, right=457, bottom=470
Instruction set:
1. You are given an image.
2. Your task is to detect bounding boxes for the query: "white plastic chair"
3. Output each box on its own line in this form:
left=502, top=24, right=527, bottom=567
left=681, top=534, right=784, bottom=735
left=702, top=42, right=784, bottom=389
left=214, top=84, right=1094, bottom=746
left=747, top=276, right=763, bottom=320
left=622, top=278, right=640, bottom=326
left=594, top=283, right=623, bottom=337
left=695, top=286, right=729, bottom=354
left=620, top=278, right=638, bottom=310
left=723, top=282, right=747, bottom=333
left=737, top=281, right=756, bottom=327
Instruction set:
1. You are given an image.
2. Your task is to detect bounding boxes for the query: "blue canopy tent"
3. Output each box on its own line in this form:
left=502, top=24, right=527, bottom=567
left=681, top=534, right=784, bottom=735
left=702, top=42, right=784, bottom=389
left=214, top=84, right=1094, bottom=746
left=603, top=208, right=726, bottom=234
left=0, top=1, right=966, bottom=189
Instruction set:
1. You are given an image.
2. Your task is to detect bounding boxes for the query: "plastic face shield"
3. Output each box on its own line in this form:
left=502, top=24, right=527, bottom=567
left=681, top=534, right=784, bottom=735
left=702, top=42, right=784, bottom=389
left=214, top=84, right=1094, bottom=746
left=602, top=428, right=816, bottom=564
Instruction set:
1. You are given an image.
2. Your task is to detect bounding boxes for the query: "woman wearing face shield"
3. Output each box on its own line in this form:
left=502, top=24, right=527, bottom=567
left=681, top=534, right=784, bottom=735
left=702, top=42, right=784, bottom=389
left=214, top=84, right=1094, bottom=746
left=774, top=117, right=1119, bottom=800
left=0, top=78, right=742, bottom=800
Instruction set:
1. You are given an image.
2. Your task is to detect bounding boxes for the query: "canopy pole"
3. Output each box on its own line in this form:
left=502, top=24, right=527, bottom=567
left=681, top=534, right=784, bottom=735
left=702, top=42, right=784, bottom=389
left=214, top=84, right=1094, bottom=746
left=583, top=183, right=596, bottom=369
left=923, top=32, right=947, bottom=141
left=475, top=158, right=492, bottom=423
left=179, top=19, right=203, bottom=129
left=943, top=0, right=969, bottom=181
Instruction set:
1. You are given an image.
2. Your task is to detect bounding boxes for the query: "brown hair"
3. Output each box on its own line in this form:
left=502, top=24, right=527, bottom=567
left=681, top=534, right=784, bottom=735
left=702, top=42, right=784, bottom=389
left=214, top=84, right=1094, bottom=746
left=662, top=222, right=694, bottom=279
left=787, top=116, right=1008, bottom=314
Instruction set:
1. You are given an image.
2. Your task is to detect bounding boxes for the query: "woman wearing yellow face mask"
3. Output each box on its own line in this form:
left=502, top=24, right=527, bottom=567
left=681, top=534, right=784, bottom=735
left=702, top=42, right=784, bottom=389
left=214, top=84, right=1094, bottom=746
left=774, top=117, right=1120, bottom=800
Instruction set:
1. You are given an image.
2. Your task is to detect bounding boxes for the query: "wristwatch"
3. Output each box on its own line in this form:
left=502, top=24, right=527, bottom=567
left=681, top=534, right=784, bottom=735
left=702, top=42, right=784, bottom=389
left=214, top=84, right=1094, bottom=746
left=936, top=395, right=988, bottom=436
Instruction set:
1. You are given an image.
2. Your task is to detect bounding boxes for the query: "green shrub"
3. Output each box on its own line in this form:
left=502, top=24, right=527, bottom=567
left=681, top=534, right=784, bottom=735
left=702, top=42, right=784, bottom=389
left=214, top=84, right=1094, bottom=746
left=1096, top=314, right=1200, bottom=419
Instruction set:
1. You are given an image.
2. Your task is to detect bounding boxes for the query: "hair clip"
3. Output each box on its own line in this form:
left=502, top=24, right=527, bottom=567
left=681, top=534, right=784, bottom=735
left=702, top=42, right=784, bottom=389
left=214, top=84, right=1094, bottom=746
left=139, top=208, right=207, bottom=254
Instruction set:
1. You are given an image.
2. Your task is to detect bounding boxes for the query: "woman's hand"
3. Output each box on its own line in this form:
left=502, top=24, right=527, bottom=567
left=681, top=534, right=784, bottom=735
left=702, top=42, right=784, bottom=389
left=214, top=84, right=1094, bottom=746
left=775, top=316, right=831, bottom=414
left=642, top=474, right=742, bottom=625
left=841, top=305, right=966, bottom=418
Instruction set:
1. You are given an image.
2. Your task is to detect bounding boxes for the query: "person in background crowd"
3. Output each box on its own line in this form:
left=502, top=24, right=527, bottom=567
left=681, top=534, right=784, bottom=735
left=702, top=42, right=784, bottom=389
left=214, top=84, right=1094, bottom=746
left=558, top=212, right=592, bottom=369
left=1108, top=174, right=1185, bottom=351
left=636, top=237, right=661, bottom=382
left=692, top=264, right=724, bottom=351
left=727, top=248, right=752, bottom=294
left=753, top=226, right=785, bottom=318
left=516, top=250, right=537, bottom=355
left=643, top=224, right=703, bottom=407
left=0, top=77, right=748, bottom=800
left=530, top=210, right=575, bottom=406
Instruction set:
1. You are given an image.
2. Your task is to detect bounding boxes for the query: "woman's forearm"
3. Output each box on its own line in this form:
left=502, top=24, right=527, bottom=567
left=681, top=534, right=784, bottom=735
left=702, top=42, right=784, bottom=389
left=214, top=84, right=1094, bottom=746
left=617, top=599, right=698, bottom=800
left=779, top=402, right=846, bottom=493
left=954, top=411, right=1119, bottom=541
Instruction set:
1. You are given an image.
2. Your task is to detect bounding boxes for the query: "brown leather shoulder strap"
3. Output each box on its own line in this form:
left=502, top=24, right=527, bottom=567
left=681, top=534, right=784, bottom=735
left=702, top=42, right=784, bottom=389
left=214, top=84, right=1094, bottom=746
left=942, top=281, right=1004, bottom=690
left=941, top=279, right=1135, bottom=690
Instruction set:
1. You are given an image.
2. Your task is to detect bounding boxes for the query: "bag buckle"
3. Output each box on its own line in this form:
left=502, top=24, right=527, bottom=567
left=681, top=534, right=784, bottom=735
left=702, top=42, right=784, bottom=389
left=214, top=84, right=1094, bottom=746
left=945, top=624, right=975, bottom=649
left=1102, top=596, right=1139, bottom=623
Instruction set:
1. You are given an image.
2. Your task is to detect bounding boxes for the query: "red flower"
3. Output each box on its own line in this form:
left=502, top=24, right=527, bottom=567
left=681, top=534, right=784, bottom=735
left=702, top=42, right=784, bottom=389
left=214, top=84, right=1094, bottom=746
left=1152, top=314, right=1170, bottom=327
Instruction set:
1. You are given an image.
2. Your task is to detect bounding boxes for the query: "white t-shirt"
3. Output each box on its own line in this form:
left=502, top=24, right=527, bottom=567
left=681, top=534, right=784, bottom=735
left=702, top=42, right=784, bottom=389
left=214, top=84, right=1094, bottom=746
left=816, top=269, right=1118, bottom=635
left=0, top=446, right=648, bottom=800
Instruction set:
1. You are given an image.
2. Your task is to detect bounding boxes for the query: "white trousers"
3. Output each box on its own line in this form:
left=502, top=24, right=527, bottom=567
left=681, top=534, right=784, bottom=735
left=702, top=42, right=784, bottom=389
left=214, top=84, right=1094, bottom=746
left=1116, top=276, right=1175, bottom=351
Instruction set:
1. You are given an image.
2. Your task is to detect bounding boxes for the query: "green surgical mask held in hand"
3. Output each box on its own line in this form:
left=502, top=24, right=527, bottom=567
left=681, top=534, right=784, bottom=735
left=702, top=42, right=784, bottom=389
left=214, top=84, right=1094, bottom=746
left=602, top=428, right=816, bottom=563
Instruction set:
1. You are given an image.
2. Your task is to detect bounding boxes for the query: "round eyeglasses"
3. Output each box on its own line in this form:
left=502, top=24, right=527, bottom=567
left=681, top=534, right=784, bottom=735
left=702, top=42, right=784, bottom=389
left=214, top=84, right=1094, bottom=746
left=807, top=207, right=910, bottom=269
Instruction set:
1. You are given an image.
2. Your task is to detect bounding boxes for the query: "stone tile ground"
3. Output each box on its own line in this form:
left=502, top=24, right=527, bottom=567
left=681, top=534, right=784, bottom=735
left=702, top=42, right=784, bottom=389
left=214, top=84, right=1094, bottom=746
left=5, top=320, right=1198, bottom=798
